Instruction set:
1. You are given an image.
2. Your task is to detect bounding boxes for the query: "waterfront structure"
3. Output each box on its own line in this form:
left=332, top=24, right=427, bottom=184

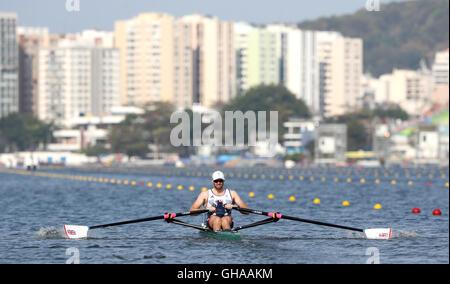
left=283, top=119, right=316, bottom=154
left=47, top=106, right=143, bottom=151
left=0, top=12, right=19, bottom=118
left=314, top=123, right=347, bottom=165
left=415, top=124, right=440, bottom=164
left=372, top=121, right=393, bottom=160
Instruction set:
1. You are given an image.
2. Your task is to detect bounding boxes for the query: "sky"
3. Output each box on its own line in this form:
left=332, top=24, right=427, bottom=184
left=0, top=0, right=398, bottom=33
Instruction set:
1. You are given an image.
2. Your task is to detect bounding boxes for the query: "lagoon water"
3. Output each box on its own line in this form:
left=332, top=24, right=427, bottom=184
left=0, top=167, right=448, bottom=264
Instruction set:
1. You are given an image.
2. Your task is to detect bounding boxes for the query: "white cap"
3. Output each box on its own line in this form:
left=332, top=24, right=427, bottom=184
left=212, top=171, right=225, bottom=181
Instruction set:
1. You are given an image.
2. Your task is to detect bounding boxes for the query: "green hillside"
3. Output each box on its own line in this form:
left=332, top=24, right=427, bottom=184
left=298, top=0, right=449, bottom=77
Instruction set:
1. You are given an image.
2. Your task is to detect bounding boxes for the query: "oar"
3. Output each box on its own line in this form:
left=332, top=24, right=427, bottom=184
left=63, top=209, right=208, bottom=239
left=233, top=207, right=392, bottom=240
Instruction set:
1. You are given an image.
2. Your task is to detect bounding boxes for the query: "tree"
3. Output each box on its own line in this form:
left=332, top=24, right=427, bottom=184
left=222, top=84, right=311, bottom=142
left=82, top=144, right=109, bottom=157
left=374, top=105, right=409, bottom=121
left=107, top=102, right=178, bottom=158
left=346, top=119, right=369, bottom=151
left=0, top=113, right=53, bottom=152
left=142, top=102, right=176, bottom=156
left=108, top=114, right=149, bottom=157
left=298, top=0, right=449, bottom=76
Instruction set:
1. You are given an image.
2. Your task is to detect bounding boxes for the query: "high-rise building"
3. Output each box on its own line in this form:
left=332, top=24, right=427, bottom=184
left=234, top=23, right=279, bottom=94
left=234, top=22, right=255, bottom=95
left=432, top=49, right=449, bottom=87
left=248, top=27, right=279, bottom=89
left=317, top=32, right=363, bottom=117
left=38, top=38, right=120, bottom=126
left=0, top=12, right=19, bottom=118
left=431, top=49, right=449, bottom=106
left=178, top=14, right=236, bottom=108
left=115, top=13, right=175, bottom=107
left=386, top=68, right=433, bottom=115
left=18, top=26, right=50, bottom=115
left=267, top=24, right=320, bottom=115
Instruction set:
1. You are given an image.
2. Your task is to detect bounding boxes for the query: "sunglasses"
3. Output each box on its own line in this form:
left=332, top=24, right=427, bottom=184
left=213, top=179, right=224, bottom=183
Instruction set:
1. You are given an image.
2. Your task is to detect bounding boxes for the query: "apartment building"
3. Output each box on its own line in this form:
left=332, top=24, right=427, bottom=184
left=115, top=13, right=175, bottom=107
left=267, top=24, right=320, bottom=115
left=234, top=23, right=279, bottom=93
left=387, top=68, right=433, bottom=115
left=317, top=32, right=363, bottom=117
left=38, top=38, right=120, bottom=126
left=0, top=12, right=19, bottom=118
left=178, top=14, right=236, bottom=108
left=18, top=27, right=50, bottom=115
left=432, top=49, right=449, bottom=87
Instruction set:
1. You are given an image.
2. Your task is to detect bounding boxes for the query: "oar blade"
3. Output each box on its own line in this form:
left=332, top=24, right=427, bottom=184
left=64, top=225, right=89, bottom=239
left=364, top=228, right=392, bottom=240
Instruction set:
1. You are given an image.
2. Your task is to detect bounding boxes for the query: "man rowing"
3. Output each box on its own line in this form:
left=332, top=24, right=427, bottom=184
left=190, top=171, right=249, bottom=232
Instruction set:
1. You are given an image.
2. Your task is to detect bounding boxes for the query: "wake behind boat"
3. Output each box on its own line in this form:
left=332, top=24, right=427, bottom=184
left=63, top=207, right=392, bottom=240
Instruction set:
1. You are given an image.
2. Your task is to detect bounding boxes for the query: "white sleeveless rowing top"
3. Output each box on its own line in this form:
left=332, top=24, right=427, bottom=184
left=206, top=189, right=233, bottom=217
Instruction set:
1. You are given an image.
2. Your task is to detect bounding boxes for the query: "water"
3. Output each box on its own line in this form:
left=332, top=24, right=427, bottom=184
left=0, top=167, right=448, bottom=264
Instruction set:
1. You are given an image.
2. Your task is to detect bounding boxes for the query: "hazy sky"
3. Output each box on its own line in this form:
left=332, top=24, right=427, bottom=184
left=1, top=0, right=397, bottom=33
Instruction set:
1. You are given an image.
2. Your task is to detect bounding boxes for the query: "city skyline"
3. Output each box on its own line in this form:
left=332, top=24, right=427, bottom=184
left=1, top=0, right=398, bottom=34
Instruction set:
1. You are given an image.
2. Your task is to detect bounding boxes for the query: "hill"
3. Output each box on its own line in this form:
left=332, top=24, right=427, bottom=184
left=298, top=0, right=449, bottom=77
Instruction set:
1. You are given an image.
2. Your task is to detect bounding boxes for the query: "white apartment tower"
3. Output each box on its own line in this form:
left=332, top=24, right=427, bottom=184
left=115, top=13, right=175, bottom=107
left=234, top=23, right=279, bottom=93
left=18, top=26, right=50, bottom=115
left=432, top=49, right=449, bottom=87
left=178, top=14, right=236, bottom=108
left=267, top=24, right=320, bottom=115
left=0, top=12, right=19, bottom=118
left=317, top=32, right=363, bottom=117
left=38, top=39, right=120, bottom=126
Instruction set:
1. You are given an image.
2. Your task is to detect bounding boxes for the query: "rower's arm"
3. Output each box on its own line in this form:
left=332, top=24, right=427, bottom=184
left=189, top=191, right=207, bottom=214
left=231, top=190, right=249, bottom=215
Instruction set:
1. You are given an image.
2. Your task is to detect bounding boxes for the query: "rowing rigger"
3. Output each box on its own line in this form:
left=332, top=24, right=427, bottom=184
left=63, top=207, right=392, bottom=240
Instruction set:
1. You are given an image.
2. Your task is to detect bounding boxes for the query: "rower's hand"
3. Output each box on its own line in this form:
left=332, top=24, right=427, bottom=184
left=207, top=206, right=216, bottom=212
left=225, top=204, right=235, bottom=210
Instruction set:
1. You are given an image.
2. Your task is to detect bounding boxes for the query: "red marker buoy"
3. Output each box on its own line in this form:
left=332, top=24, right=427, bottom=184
left=412, top=208, right=421, bottom=214
left=426, top=182, right=431, bottom=187
left=433, top=209, right=442, bottom=216
left=139, top=182, right=144, bottom=186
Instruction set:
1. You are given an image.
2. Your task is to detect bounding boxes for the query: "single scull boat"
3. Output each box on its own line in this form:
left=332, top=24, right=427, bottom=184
left=63, top=207, right=392, bottom=240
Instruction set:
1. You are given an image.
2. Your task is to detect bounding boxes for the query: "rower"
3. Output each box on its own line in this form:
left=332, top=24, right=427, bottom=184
left=189, top=171, right=249, bottom=232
